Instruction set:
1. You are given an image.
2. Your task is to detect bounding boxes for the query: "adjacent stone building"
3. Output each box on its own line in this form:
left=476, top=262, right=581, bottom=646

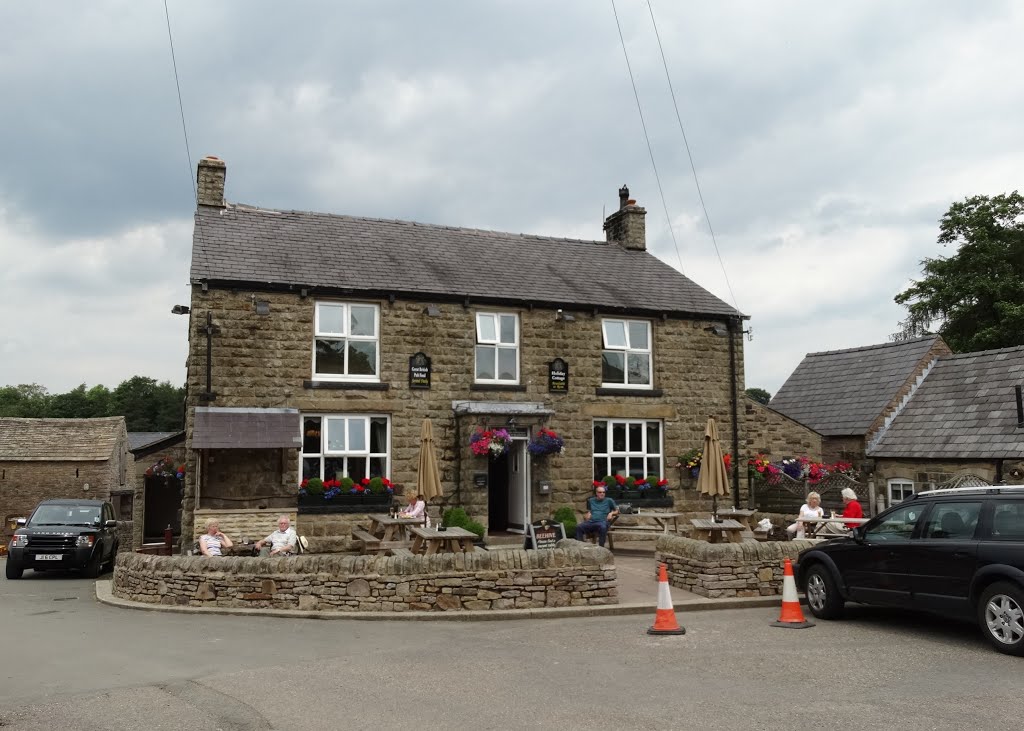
left=0, top=416, right=140, bottom=547
left=179, top=157, right=754, bottom=543
left=129, top=431, right=186, bottom=541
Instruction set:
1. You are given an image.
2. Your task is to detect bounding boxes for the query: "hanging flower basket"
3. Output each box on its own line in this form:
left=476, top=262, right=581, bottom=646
left=527, top=428, right=564, bottom=457
left=470, top=428, right=512, bottom=458
left=145, top=456, right=185, bottom=481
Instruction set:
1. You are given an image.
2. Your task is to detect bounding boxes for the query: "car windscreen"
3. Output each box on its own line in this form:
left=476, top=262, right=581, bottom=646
left=29, top=505, right=102, bottom=527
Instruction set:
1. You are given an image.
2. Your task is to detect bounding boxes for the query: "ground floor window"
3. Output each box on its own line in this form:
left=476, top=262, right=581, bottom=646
left=592, top=418, right=663, bottom=480
left=887, top=479, right=917, bottom=504
left=300, top=414, right=390, bottom=483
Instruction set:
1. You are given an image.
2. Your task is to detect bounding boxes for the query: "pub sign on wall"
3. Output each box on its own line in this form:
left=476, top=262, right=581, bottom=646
left=409, top=352, right=431, bottom=389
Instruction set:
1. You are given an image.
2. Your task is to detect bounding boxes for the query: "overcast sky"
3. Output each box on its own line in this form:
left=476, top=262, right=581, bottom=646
left=1, top=1, right=1021, bottom=396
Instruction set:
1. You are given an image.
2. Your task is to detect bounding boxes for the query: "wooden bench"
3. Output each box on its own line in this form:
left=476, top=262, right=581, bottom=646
left=389, top=547, right=414, bottom=557
left=352, top=529, right=381, bottom=553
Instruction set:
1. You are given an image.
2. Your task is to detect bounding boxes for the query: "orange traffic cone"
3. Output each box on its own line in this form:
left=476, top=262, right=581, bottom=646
left=647, top=563, right=686, bottom=635
left=771, top=558, right=815, bottom=629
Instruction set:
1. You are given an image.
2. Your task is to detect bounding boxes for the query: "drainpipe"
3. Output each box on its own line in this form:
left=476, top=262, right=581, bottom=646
left=201, top=312, right=217, bottom=403
left=453, top=413, right=462, bottom=507
left=728, top=317, right=741, bottom=507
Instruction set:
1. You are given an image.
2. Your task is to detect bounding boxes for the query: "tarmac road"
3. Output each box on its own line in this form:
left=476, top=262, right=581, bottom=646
left=1, top=561, right=1022, bottom=730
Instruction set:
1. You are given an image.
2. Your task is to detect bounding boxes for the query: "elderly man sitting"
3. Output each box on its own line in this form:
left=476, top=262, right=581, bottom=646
left=255, top=515, right=298, bottom=557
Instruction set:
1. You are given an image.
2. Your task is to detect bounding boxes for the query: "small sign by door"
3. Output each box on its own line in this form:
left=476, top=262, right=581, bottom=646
left=525, top=519, right=566, bottom=550
left=409, top=352, right=431, bottom=389
left=548, top=358, right=569, bottom=393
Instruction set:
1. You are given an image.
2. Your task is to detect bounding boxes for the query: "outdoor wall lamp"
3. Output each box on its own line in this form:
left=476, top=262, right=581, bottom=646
left=704, top=324, right=727, bottom=336
left=171, top=304, right=191, bottom=315
left=424, top=305, right=442, bottom=317
left=555, top=309, right=576, bottom=322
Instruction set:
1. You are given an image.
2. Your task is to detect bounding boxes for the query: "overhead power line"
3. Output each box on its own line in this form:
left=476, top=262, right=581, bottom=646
left=163, top=0, right=198, bottom=205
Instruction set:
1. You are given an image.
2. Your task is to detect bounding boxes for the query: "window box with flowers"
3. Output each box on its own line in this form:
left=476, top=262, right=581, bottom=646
left=297, top=476, right=396, bottom=514
left=470, top=427, right=512, bottom=459
left=595, top=474, right=674, bottom=507
left=747, top=455, right=858, bottom=486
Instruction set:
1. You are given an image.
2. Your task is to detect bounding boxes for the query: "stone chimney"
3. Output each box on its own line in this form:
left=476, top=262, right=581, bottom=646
left=603, top=184, right=646, bottom=251
left=196, top=156, right=226, bottom=208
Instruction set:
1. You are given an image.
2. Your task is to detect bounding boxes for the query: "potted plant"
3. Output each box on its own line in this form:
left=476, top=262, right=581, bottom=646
left=470, top=427, right=512, bottom=458
left=527, top=428, right=564, bottom=458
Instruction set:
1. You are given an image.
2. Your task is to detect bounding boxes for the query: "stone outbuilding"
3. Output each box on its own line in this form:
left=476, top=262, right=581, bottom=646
left=0, top=416, right=140, bottom=548
left=129, top=431, right=186, bottom=542
left=179, top=156, right=768, bottom=544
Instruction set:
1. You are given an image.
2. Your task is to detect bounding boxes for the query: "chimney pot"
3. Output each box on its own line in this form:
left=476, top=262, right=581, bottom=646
left=618, top=185, right=630, bottom=210
left=196, top=156, right=227, bottom=208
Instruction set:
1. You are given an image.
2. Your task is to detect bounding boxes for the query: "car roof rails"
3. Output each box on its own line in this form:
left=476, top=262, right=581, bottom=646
left=915, top=485, right=1024, bottom=497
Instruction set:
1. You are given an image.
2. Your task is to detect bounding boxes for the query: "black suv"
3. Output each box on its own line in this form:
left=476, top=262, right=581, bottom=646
left=796, top=486, right=1024, bottom=655
left=5, top=499, right=119, bottom=580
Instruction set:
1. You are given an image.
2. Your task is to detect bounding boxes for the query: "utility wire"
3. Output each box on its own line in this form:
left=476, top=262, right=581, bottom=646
left=646, top=0, right=738, bottom=310
left=164, top=0, right=197, bottom=204
left=610, top=0, right=685, bottom=276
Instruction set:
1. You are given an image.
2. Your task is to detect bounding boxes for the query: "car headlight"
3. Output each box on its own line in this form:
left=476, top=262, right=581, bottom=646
left=11, top=534, right=28, bottom=548
left=76, top=535, right=96, bottom=548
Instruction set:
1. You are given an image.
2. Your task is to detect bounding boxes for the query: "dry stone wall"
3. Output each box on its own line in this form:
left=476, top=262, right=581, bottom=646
left=655, top=535, right=811, bottom=598
left=113, top=540, right=616, bottom=612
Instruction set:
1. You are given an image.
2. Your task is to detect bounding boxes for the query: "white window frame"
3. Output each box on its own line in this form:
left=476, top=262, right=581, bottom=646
left=299, top=414, right=391, bottom=483
left=312, top=301, right=380, bottom=381
left=474, top=311, right=519, bottom=384
left=601, top=318, right=653, bottom=389
left=887, top=478, right=917, bottom=504
left=592, top=418, right=663, bottom=480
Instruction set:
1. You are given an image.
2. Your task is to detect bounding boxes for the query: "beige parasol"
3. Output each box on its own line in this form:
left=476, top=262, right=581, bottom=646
left=416, top=418, right=444, bottom=501
left=695, top=416, right=729, bottom=515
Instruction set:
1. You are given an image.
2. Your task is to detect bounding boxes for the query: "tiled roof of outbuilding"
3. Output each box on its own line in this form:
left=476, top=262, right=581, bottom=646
left=867, top=346, right=1024, bottom=459
left=768, top=336, right=941, bottom=436
left=0, top=417, right=126, bottom=461
left=189, top=204, right=743, bottom=318
left=128, top=431, right=184, bottom=452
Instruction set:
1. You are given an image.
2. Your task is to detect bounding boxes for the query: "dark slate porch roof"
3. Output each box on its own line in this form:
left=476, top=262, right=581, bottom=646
left=192, top=408, right=301, bottom=450
left=189, top=204, right=743, bottom=319
left=867, top=346, right=1024, bottom=459
left=769, top=336, right=941, bottom=436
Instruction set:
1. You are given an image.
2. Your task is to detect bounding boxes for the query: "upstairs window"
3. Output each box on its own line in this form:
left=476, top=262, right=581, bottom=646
left=314, top=302, right=379, bottom=380
left=475, top=312, right=519, bottom=383
left=602, top=319, right=652, bottom=388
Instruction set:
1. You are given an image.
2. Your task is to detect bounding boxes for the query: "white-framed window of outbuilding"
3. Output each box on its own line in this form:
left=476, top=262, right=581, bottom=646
left=592, top=418, right=663, bottom=480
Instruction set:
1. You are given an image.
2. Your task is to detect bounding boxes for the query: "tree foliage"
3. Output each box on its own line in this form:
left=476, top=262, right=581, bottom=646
left=745, top=387, right=771, bottom=405
left=0, top=377, right=184, bottom=431
left=894, top=192, right=1024, bottom=352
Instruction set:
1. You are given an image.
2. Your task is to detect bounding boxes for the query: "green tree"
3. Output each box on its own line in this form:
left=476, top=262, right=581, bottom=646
left=745, top=387, right=771, bottom=405
left=109, top=376, right=185, bottom=432
left=894, top=192, right=1024, bottom=351
left=0, top=384, right=50, bottom=417
left=46, top=384, right=98, bottom=419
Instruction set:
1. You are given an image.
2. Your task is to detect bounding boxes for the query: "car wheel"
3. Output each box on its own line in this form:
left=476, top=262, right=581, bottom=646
left=978, top=581, right=1024, bottom=656
left=84, top=549, right=104, bottom=579
left=5, top=560, right=24, bottom=580
left=804, top=564, right=844, bottom=619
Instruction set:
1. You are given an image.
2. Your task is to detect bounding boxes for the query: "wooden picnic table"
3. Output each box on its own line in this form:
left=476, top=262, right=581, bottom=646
left=367, top=513, right=426, bottom=542
left=614, top=510, right=684, bottom=534
left=409, top=525, right=477, bottom=555
left=716, top=508, right=757, bottom=531
left=799, top=516, right=870, bottom=538
left=689, top=518, right=746, bottom=544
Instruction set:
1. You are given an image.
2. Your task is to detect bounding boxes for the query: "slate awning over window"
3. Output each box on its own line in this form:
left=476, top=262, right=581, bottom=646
left=192, top=407, right=301, bottom=449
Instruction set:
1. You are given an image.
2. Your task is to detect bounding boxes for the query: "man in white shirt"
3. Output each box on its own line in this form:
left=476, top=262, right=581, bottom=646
left=256, top=515, right=298, bottom=557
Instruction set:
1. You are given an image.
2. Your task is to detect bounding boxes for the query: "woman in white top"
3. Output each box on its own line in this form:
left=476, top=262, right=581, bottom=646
left=199, top=519, right=233, bottom=557
left=787, top=491, right=824, bottom=538
left=399, top=493, right=426, bottom=520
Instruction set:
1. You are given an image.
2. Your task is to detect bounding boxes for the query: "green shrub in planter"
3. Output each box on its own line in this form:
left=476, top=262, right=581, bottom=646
left=340, top=476, right=354, bottom=491
left=602, top=475, right=617, bottom=490
left=442, top=507, right=470, bottom=528
left=306, top=478, right=324, bottom=496
left=368, top=477, right=386, bottom=494
left=465, top=521, right=486, bottom=538
left=553, top=506, right=577, bottom=539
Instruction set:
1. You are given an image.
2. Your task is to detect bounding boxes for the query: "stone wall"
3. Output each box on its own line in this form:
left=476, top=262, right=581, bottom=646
left=868, top=458, right=1015, bottom=509
left=742, top=397, right=822, bottom=460
left=655, top=534, right=812, bottom=598
left=821, top=436, right=867, bottom=471
left=112, top=540, right=616, bottom=612
left=181, top=288, right=744, bottom=539
left=1, top=460, right=123, bottom=524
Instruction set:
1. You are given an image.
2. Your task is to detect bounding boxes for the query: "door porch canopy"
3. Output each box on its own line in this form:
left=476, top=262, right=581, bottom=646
left=192, top=407, right=301, bottom=449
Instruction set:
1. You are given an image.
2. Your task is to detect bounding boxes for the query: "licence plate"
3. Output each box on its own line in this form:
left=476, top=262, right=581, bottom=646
left=36, top=554, right=63, bottom=561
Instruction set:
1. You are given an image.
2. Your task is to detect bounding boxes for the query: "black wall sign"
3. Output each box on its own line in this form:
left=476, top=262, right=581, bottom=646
left=526, top=519, right=566, bottom=550
left=548, top=358, right=569, bottom=393
left=409, top=352, right=432, bottom=389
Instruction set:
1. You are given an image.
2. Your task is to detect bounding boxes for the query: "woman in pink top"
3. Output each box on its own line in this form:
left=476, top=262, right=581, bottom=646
left=399, top=493, right=426, bottom=520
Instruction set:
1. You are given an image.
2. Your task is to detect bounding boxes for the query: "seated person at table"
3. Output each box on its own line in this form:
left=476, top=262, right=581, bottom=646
left=575, top=486, right=619, bottom=547
left=817, top=488, right=864, bottom=536
left=199, top=519, right=233, bottom=557
left=787, top=491, right=824, bottom=538
left=399, top=493, right=426, bottom=520
left=255, top=515, right=298, bottom=557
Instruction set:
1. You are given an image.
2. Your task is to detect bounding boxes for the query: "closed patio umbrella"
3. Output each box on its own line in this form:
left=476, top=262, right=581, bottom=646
left=416, top=418, right=444, bottom=502
left=695, top=416, right=729, bottom=519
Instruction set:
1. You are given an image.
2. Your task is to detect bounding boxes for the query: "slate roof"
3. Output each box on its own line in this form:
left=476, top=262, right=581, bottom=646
left=769, top=336, right=942, bottom=436
left=128, top=431, right=184, bottom=452
left=868, top=346, right=1024, bottom=459
left=189, top=204, right=743, bottom=318
left=192, top=407, right=302, bottom=449
left=0, top=417, right=126, bottom=461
